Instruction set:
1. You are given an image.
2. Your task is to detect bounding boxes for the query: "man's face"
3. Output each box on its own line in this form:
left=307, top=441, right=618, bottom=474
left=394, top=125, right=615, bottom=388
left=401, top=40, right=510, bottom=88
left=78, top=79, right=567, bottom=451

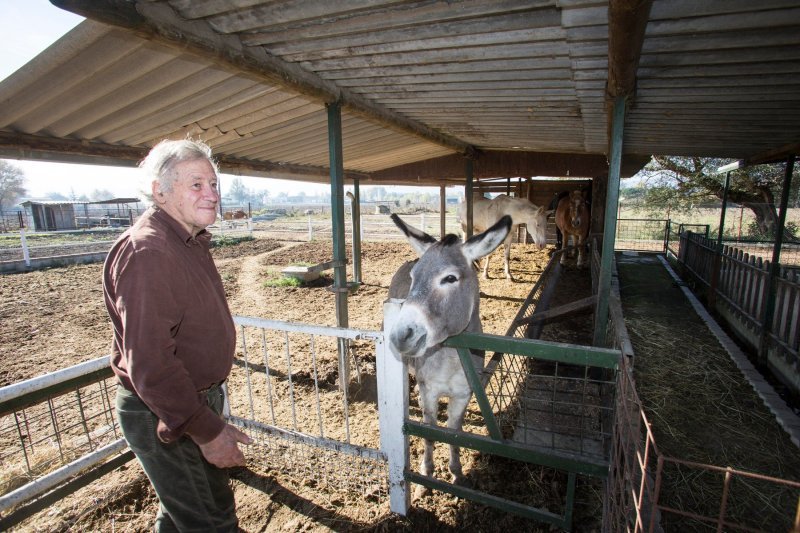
left=154, top=158, right=219, bottom=236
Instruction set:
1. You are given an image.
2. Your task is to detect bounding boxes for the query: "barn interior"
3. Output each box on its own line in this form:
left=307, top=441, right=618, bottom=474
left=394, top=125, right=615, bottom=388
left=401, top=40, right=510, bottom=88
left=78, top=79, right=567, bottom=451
left=2, top=0, right=797, bottom=331
left=0, top=1, right=799, bottom=531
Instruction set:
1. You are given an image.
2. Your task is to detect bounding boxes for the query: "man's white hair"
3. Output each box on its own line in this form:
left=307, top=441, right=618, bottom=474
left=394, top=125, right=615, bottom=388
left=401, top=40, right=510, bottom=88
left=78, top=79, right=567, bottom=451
left=138, top=139, right=218, bottom=203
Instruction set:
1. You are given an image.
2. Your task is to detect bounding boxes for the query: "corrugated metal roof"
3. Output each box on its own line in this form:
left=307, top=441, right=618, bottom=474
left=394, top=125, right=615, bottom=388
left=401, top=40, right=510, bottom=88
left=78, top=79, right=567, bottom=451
left=0, top=1, right=798, bottom=187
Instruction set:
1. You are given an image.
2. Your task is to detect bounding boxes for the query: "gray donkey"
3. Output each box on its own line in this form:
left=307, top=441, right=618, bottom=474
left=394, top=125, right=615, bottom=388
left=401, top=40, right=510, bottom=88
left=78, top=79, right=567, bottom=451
left=387, top=213, right=512, bottom=497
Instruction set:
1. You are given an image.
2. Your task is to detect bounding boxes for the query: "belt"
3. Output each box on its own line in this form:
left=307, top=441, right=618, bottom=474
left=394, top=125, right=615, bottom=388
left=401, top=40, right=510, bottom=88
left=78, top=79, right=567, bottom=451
left=117, top=379, right=225, bottom=395
left=198, top=380, right=226, bottom=394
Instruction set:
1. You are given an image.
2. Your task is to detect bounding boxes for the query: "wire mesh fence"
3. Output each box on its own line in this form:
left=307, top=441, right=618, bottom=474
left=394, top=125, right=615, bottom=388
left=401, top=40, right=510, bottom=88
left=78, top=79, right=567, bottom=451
left=615, top=219, right=669, bottom=252
left=227, top=317, right=388, bottom=504
left=0, top=358, right=126, bottom=523
left=605, top=354, right=800, bottom=532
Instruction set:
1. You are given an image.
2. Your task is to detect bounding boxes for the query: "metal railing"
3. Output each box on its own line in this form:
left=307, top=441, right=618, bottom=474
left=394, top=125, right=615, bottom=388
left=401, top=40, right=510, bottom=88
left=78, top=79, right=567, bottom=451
left=0, top=357, right=132, bottom=529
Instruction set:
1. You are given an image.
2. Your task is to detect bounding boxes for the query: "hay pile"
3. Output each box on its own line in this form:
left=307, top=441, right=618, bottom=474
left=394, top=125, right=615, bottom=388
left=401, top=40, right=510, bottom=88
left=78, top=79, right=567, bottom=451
left=618, top=257, right=800, bottom=531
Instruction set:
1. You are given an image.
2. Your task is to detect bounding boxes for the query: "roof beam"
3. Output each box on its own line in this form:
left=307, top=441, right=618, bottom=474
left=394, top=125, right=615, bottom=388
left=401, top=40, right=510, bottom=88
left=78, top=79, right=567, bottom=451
left=606, top=0, right=653, bottom=162
left=50, top=0, right=474, bottom=157
left=0, top=131, right=368, bottom=183
left=369, top=151, right=651, bottom=183
left=607, top=0, right=653, bottom=100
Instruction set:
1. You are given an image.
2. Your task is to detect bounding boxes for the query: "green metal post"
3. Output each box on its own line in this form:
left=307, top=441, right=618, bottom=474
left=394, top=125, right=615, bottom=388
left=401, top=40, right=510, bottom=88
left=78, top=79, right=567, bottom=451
left=351, top=179, right=362, bottom=285
left=439, top=185, right=446, bottom=238
left=466, top=159, right=474, bottom=238
left=758, top=155, right=795, bottom=365
left=455, top=348, right=502, bottom=440
left=709, top=171, right=731, bottom=310
left=327, top=102, right=350, bottom=387
left=593, top=96, right=626, bottom=346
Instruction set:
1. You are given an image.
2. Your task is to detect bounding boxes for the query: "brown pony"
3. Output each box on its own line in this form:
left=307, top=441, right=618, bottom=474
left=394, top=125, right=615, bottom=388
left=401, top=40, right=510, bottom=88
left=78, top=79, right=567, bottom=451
left=555, top=189, right=590, bottom=267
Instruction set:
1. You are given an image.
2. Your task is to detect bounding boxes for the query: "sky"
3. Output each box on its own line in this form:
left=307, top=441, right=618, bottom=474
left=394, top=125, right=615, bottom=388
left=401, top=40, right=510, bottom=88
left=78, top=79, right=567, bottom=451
left=0, top=1, right=334, bottom=200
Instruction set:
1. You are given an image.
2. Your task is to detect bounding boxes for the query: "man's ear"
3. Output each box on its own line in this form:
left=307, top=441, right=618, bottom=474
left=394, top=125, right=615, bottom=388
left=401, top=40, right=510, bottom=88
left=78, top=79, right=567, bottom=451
left=151, top=181, right=164, bottom=202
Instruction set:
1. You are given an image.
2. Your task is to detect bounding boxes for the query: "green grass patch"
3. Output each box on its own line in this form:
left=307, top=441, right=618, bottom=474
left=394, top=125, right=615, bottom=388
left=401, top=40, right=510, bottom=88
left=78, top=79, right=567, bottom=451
left=210, top=235, right=254, bottom=248
left=261, top=266, right=332, bottom=288
left=263, top=276, right=302, bottom=288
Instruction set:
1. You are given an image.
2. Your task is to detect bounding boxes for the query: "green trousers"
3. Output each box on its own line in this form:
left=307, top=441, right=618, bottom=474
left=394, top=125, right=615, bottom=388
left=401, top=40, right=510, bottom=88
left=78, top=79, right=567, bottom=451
left=116, top=384, right=238, bottom=532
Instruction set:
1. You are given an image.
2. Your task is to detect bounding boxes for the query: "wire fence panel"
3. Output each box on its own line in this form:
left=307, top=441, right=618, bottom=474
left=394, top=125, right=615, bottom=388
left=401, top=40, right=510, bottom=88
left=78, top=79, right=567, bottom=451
left=605, top=355, right=800, bottom=533
left=615, top=219, right=669, bottom=252
left=0, top=357, right=127, bottom=523
left=227, top=317, right=389, bottom=502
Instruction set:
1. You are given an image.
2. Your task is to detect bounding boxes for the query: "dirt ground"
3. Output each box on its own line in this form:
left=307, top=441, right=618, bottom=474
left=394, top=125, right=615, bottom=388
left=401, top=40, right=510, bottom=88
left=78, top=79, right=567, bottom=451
left=1, top=235, right=599, bottom=532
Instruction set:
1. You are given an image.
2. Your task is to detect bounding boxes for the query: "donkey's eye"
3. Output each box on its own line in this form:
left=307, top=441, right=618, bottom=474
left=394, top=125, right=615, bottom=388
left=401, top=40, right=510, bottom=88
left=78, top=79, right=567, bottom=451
left=441, top=274, right=458, bottom=285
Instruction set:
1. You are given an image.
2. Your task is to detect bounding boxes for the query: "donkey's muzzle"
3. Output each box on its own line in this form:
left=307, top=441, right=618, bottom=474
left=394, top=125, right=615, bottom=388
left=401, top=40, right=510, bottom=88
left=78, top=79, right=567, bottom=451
left=389, top=323, right=428, bottom=359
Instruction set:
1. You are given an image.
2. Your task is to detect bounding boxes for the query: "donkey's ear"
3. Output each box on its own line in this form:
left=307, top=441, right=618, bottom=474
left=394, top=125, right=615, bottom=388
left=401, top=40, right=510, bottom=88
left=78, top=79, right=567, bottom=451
left=463, top=215, right=511, bottom=262
left=390, top=214, right=436, bottom=257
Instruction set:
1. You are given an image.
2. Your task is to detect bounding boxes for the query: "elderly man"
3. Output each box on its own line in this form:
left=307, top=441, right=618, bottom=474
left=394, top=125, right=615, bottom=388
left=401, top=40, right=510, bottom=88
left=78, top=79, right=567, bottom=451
left=103, top=139, right=251, bottom=532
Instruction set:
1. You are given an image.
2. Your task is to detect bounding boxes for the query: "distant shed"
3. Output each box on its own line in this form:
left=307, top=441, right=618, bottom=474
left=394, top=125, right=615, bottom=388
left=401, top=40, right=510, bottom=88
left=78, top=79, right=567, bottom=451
left=20, top=198, right=142, bottom=231
left=20, top=200, right=79, bottom=231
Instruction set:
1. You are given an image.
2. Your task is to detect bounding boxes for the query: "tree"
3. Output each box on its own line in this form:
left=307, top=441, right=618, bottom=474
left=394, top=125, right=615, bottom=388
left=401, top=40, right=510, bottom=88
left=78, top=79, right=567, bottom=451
left=0, top=161, right=27, bottom=219
left=228, top=177, right=249, bottom=205
left=641, top=156, right=794, bottom=239
left=90, top=189, right=115, bottom=201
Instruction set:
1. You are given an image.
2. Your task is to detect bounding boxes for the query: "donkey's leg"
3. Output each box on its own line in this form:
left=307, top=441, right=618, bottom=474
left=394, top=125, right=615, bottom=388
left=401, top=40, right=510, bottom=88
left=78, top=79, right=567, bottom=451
left=415, top=389, right=438, bottom=499
left=445, top=395, right=471, bottom=485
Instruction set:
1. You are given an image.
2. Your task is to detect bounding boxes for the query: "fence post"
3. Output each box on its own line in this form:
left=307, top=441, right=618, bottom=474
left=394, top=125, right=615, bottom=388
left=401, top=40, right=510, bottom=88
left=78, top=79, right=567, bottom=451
left=18, top=212, right=30, bottom=267
left=348, top=186, right=362, bottom=285
left=378, top=300, right=410, bottom=515
left=439, top=185, right=446, bottom=238
left=593, top=95, right=626, bottom=346
left=709, top=171, right=731, bottom=309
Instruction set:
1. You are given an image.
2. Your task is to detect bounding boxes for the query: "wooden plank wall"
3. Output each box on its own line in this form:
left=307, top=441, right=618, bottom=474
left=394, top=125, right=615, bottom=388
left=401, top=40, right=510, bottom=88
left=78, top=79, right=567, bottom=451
left=679, top=232, right=800, bottom=394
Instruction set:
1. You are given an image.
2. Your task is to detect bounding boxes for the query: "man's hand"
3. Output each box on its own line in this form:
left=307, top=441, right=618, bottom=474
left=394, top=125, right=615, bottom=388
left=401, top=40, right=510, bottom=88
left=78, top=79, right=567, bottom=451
left=197, top=424, right=252, bottom=468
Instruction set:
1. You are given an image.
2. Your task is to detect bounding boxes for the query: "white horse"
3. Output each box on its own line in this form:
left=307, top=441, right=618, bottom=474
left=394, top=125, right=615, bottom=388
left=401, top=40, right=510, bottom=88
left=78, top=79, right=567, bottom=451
left=457, top=194, right=550, bottom=281
left=387, top=213, right=512, bottom=497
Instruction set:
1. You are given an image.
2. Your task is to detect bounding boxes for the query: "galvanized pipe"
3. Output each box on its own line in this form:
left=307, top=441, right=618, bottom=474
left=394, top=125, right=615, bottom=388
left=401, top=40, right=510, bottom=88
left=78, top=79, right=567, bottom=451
left=0, top=356, right=109, bottom=406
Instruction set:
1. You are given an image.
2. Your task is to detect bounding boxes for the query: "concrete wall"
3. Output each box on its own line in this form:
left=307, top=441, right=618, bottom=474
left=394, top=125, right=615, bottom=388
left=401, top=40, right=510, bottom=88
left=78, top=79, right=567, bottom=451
left=0, top=252, right=107, bottom=274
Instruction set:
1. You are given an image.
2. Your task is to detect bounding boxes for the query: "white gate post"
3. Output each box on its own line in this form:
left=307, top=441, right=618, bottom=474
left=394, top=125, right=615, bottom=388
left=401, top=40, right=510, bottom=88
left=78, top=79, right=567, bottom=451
left=20, top=227, right=30, bottom=267
left=377, top=299, right=409, bottom=514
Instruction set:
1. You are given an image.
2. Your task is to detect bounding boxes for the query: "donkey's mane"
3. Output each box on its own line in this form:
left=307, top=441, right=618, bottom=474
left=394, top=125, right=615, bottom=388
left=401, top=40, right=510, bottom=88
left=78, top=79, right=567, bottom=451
left=440, top=233, right=461, bottom=247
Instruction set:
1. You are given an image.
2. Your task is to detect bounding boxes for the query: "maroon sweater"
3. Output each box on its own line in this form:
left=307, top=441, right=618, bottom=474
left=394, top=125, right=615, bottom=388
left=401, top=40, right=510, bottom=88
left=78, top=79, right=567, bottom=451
left=103, top=207, right=235, bottom=444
